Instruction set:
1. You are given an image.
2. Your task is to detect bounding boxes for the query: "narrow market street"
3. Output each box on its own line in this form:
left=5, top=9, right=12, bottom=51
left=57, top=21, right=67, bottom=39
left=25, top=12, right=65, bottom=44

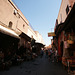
left=0, top=54, right=68, bottom=75
left=0, top=0, right=75, bottom=75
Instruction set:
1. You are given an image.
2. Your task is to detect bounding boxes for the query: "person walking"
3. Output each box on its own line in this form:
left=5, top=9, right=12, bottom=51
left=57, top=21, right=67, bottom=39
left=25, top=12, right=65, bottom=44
left=54, top=49, right=58, bottom=62
left=52, top=49, right=55, bottom=62
left=45, top=50, right=48, bottom=58
left=40, top=48, right=44, bottom=58
left=48, top=50, right=51, bottom=61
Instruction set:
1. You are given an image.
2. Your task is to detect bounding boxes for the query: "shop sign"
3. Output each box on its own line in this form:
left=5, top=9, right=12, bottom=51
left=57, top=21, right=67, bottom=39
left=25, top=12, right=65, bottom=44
left=48, top=32, right=56, bottom=37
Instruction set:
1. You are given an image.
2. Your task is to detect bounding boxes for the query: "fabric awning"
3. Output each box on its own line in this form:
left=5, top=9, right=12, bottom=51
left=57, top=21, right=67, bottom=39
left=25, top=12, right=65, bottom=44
left=19, top=32, right=31, bottom=42
left=35, top=42, right=45, bottom=47
left=55, top=23, right=64, bottom=36
left=0, top=25, right=20, bottom=39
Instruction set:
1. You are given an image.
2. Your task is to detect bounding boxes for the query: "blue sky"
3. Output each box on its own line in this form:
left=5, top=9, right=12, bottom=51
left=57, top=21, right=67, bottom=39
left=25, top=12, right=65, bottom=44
left=12, top=0, right=62, bottom=46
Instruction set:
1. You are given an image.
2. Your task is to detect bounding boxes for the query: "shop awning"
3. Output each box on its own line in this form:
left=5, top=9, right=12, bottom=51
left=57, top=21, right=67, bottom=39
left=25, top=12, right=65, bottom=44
left=35, top=42, right=45, bottom=47
left=19, top=32, right=31, bottom=42
left=0, top=25, right=20, bottom=39
left=48, top=32, right=56, bottom=37
left=55, top=23, right=64, bottom=36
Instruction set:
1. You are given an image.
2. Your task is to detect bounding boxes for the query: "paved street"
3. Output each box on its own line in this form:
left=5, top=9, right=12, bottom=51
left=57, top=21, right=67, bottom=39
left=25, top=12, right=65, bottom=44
left=0, top=54, right=68, bottom=75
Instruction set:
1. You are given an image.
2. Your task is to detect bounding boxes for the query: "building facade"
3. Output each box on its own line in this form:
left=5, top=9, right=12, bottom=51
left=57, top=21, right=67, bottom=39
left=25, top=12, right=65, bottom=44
left=57, top=0, right=75, bottom=24
left=0, top=0, right=45, bottom=69
left=0, top=0, right=44, bottom=46
left=54, top=0, right=75, bottom=66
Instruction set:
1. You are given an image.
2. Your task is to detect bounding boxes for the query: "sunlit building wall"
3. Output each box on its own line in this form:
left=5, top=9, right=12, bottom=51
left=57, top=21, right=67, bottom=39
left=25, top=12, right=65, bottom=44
left=57, top=0, right=75, bottom=24
left=0, top=0, right=44, bottom=45
left=27, top=25, right=37, bottom=40
left=35, top=31, right=44, bottom=44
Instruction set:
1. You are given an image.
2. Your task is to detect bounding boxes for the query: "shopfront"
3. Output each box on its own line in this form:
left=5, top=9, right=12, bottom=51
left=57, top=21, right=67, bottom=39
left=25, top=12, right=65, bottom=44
left=0, top=24, right=20, bottom=70
left=61, top=3, right=75, bottom=69
left=55, top=23, right=64, bottom=61
left=0, top=25, right=20, bottom=56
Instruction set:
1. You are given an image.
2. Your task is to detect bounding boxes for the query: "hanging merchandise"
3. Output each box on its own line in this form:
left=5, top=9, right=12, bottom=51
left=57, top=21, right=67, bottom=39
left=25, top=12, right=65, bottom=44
left=67, top=34, right=74, bottom=44
left=67, top=40, right=74, bottom=44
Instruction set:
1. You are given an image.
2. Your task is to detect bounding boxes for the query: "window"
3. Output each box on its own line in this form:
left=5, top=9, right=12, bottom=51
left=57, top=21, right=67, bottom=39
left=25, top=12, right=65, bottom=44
left=66, top=5, right=69, bottom=15
left=8, top=21, right=13, bottom=28
left=23, top=24, right=25, bottom=28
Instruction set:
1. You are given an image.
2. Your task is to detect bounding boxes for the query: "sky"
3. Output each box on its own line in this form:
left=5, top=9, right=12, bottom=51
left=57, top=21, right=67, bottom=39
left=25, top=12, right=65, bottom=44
left=12, top=0, right=62, bottom=46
